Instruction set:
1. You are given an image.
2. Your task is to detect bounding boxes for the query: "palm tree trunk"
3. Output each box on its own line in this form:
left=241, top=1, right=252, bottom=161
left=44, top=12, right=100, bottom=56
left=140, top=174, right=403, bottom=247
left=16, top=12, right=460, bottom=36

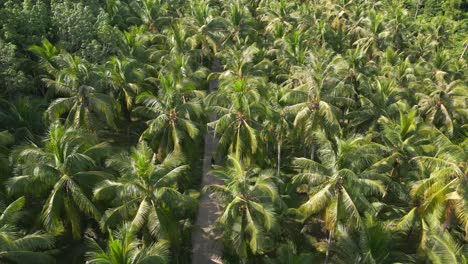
left=235, top=128, right=241, bottom=159
left=308, top=141, right=316, bottom=192
left=277, top=140, right=281, bottom=177
left=414, top=0, right=422, bottom=19
left=310, top=144, right=315, bottom=160
left=442, top=208, right=453, bottom=233
left=460, top=42, right=467, bottom=61
left=325, top=229, right=333, bottom=264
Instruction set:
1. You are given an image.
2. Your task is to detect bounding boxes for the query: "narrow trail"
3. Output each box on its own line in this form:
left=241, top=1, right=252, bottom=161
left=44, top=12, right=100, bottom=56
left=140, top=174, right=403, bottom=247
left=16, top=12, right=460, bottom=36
left=191, top=59, right=223, bottom=264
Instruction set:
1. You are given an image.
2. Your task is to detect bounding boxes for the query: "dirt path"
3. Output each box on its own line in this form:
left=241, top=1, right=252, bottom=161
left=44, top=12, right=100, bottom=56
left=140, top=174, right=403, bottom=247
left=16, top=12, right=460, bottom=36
left=191, top=59, right=223, bottom=264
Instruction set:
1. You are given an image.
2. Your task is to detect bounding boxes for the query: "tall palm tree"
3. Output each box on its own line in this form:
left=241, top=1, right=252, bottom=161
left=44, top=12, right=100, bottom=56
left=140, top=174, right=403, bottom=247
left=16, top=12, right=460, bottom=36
left=347, top=79, right=402, bottom=132
left=258, top=0, right=297, bottom=39
left=127, top=0, right=169, bottom=33
left=184, top=0, right=226, bottom=59
left=271, top=29, right=310, bottom=69
left=205, top=156, right=279, bottom=259
left=408, top=128, right=467, bottom=239
left=416, top=71, right=467, bottom=136
left=262, top=86, right=291, bottom=176
left=221, top=0, right=257, bottom=45
left=206, top=96, right=262, bottom=162
left=6, top=124, right=111, bottom=239
left=292, top=132, right=387, bottom=263
left=330, top=214, right=411, bottom=264
left=0, top=97, right=45, bottom=141
left=44, top=54, right=116, bottom=131
left=352, top=10, right=389, bottom=59
left=103, top=56, right=143, bottom=122
left=94, top=142, right=194, bottom=249
left=206, top=45, right=266, bottom=161
left=85, top=223, right=170, bottom=264
left=425, top=226, right=468, bottom=264
left=282, top=50, right=349, bottom=158
left=136, top=75, right=203, bottom=160
left=0, top=197, right=55, bottom=264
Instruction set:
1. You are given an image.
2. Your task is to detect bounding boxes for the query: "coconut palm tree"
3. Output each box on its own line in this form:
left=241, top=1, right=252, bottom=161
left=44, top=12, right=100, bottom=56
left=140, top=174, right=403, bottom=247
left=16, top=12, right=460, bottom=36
left=94, top=142, right=194, bottom=249
left=221, top=0, right=257, bottom=45
left=0, top=97, right=45, bottom=141
left=135, top=75, right=203, bottom=160
left=103, top=56, right=143, bottom=122
left=416, top=71, right=467, bottom=136
left=127, top=0, right=169, bottom=33
left=271, top=29, right=310, bottom=69
left=352, top=10, right=389, bottom=59
left=425, top=227, right=468, bottom=264
left=262, top=86, right=291, bottom=176
left=206, top=96, right=263, bottom=162
left=347, top=78, right=402, bottom=132
left=0, top=197, right=55, bottom=264
left=46, top=84, right=116, bottom=131
left=6, top=123, right=111, bottom=239
left=409, top=128, right=467, bottom=239
left=184, top=0, right=226, bottom=59
left=282, top=50, right=349, bottom=158
left=44, top=54, right=116, bottom=131
left=85, top=223, right=170, bottom=264
left=258, top=0, right=297, bottom=39
left=292, top=132, right=387, bottom=263
left=330, top=214, right=412, bottom=264
left=205, top=155, right=279, bottom=259
left=206, top=45, right=267, bottom=161
left=371, top=107, right=422, bottom=211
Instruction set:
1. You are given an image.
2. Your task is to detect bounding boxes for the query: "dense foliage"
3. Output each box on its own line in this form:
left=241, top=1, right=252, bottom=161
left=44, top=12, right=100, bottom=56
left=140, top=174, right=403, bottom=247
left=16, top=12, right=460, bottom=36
left=0, top=0, right=467, bottom=263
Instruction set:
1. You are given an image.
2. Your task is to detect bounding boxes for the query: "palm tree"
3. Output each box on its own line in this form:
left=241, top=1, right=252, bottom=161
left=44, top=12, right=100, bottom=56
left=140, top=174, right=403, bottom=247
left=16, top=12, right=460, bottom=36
left=0, top=97, right=45, bottom=141
left=127, top=0, right=170, bottom=33
left=46, top=84, right=116, bottom=131
left=262, top=86, right=291, bottom=176
left=28, top=38, right=61, bottom=86
left=258, top=0, right=297, bottom=39
left=271, top=29, right=310, bottom=69
left=103, top=56, right=143, bottom=122
left=184, top=0, right=226, bottom=59
left=94, top=142, right=193, bottom=249
left=352, top=10, right=389, bottom=59
left=135, top=76, right=203, bottom=160
left=118, top=26, right=152, bottom=60
left=205, top=155, right=279, bottom=259
left=6, top=123, right=111, bottom=239
left=330, top=213, right=411, bottom=264
left=221, top=0, right=257, bottom=45
left=347, top=79, right=402, bottom=132
left=292, top=132, right=387, bottom=263
left=371, top=107, right=422, bottom=210
left=85, top=223, right=170, bottom=264
left=0, top=197, right=55, bottom=264
left=206, top=45, right=266, bottom=161
left=207, top=98, right=262, bottom=162
left=425, top=227, right=468, bottom=264
left=44, top=54, right=116, bottom=131
left=408, top=128, right=467, bottom=239
left=416, top=71, right=467, bottom=136
left=282, top=50, right=348, bottom=159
